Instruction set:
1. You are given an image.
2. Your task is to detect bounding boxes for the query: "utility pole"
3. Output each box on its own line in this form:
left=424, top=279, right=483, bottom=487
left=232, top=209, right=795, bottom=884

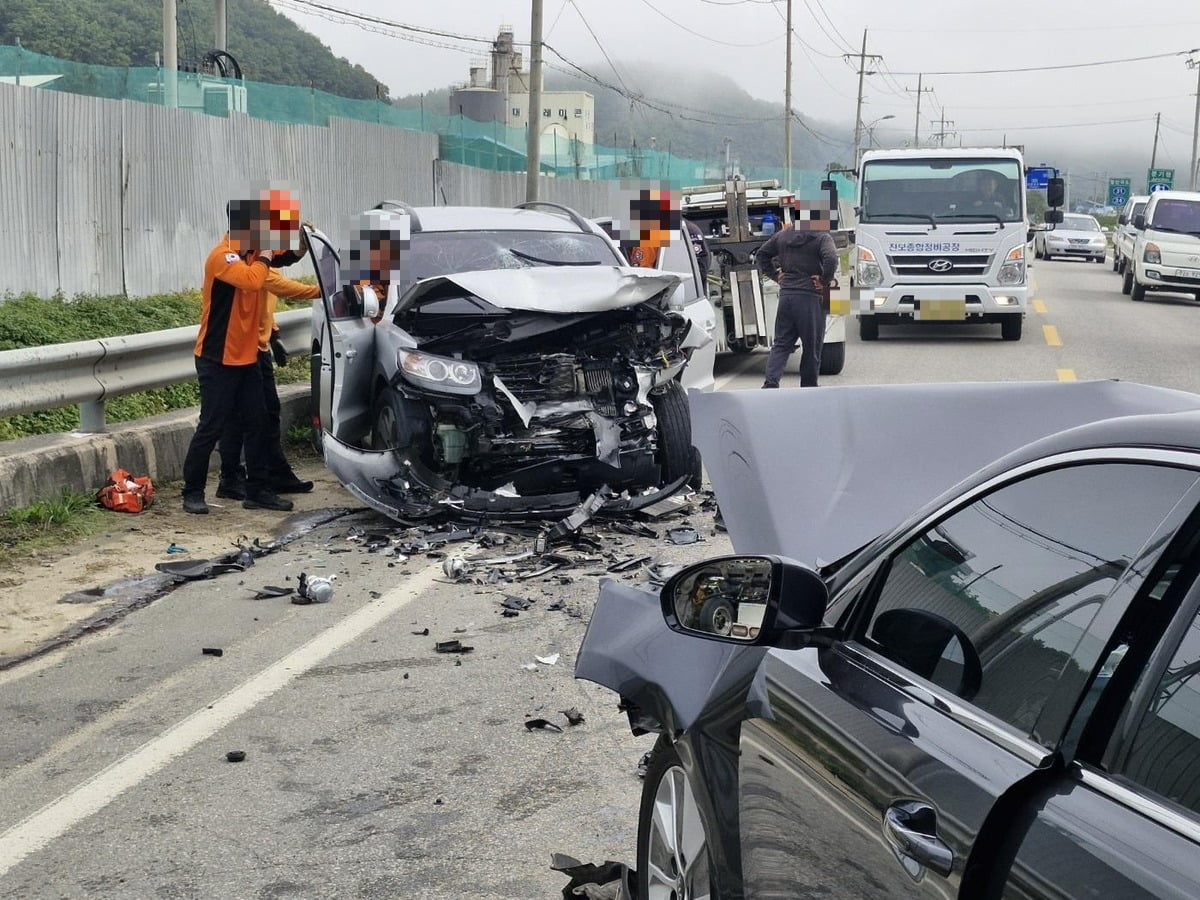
left=784, top=0, right=792, bottom=190
left=931, top=109, right=954, bottom=148
left=215, top=0, right=227, bottom=52
left=906, top=74, right=933, bottom=147
left=1188, top=52, right=1200, bottom=190
left=162, top=0, right=178, bottom=108
left=525, top=0, right=543, bottom=202
left=1150, top=111, right=1161, bottom=173
left=845, top=30, right=882, bottom=172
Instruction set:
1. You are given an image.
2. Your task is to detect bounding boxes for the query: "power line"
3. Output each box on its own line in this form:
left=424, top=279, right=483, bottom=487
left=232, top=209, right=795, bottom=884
left=889, top=50, right=1192, bottom=76
left=569, top=0, right=631, bottom=94
left=268, top=0, right=513, bottom=45
left=633, top=0, right=783, bottom=48
left=802, top=0, right=855, bottom=54
left=955, top=116, right=1156, bottom=133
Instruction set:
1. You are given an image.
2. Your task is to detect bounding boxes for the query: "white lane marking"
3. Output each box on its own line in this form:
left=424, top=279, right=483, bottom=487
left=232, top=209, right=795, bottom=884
left=0, top=564, right=442, bottom=877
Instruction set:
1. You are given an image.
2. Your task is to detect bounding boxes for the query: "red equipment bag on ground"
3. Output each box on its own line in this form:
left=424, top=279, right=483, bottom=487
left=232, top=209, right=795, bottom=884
left=97, top=468, right=156, bottom=513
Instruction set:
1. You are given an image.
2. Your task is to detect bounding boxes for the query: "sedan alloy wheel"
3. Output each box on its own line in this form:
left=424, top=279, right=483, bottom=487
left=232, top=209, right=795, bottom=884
left=639, top=744, right=713, bottom=900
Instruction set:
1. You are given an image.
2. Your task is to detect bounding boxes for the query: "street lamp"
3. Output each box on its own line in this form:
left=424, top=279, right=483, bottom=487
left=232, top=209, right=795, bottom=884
left=866, top=114, right=895, bottom=149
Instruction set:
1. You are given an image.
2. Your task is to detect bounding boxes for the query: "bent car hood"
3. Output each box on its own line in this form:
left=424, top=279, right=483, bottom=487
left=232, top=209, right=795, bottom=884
left=398, top=266, right=681, bottom=314
left=692, top=380, right=1200, bottom=566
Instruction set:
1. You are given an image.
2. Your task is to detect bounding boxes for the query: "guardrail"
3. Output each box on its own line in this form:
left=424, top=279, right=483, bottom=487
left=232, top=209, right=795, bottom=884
left=0, top=309, right=312, bottom=434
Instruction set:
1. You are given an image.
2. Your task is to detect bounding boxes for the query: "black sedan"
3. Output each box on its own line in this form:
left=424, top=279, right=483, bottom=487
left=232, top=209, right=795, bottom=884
left=577, top=380, right=1200, bottom=899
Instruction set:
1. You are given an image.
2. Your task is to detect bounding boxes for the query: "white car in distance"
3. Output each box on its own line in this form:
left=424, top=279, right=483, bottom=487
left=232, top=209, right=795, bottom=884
left=1034, top=213, right=1106, bottom=263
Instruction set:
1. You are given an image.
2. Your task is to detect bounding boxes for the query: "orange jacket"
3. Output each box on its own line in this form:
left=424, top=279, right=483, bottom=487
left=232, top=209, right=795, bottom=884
left=197, top=235, right=272, bottom=366
left=260, top=272, right=320, bottom=352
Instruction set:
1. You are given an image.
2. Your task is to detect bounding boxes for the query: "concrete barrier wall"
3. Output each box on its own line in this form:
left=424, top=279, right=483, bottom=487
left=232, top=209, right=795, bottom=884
left=0, top=83, right=638, bottom=299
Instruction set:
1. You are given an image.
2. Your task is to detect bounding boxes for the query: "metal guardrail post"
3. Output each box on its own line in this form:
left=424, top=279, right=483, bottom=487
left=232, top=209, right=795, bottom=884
left=79, top=400, right=107, bottom=434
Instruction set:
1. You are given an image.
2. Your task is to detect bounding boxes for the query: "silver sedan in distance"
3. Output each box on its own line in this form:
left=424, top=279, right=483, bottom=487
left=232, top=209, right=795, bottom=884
left=1035, top=213, right=1107, bottom=263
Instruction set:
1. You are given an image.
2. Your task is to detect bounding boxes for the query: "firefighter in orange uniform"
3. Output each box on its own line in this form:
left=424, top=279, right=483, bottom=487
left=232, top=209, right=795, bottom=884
left=181, top=190, right=313, bottom=514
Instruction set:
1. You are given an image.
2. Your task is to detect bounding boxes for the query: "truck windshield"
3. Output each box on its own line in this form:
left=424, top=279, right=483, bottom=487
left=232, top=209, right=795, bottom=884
left=861, top=159, right=1024, bottom=224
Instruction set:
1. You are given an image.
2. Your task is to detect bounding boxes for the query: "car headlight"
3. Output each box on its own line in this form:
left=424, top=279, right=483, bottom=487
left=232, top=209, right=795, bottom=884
left=1090, top=237, right=1105, bottom=246
left=856, top=248, right=883, bottom=287
left=1144, top=242, right=1161, bottom=264
left=397, top=349, right=481, bottom=395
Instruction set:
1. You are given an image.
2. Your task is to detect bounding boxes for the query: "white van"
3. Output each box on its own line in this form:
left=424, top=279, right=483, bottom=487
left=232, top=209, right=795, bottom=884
left=1123, top=190, right=1200, bottom=301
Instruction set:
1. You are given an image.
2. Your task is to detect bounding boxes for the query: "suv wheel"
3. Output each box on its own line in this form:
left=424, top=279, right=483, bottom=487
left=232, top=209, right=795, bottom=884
left=859, top=317, right=879, bottom=341
left=1131, top=278, right=1147, bottom=302
left=1122, top=267, right=1134, bottom=295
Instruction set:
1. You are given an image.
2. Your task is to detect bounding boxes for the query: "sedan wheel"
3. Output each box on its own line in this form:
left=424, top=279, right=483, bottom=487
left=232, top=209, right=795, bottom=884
left=638, top=742, right=713, bottom=900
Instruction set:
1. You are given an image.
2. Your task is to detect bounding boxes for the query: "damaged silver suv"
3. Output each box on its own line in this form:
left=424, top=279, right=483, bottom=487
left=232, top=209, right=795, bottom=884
left=304, top=202, right=714, bottom=521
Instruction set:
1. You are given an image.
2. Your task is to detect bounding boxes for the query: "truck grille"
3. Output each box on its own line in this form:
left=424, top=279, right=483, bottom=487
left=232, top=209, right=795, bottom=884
left=887, top=254, right=991, bottom=277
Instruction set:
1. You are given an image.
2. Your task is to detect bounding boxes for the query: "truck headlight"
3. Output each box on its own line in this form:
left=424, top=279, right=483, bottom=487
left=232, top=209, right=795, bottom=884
left=997, top=246, right=1025, bottom=285
left=1143, top=242, right=1161, bottom=264
left=856, top=248, right=883, bottom=287
left=998, top=261, right=1025, bottom=285
left=397, top=349, right=481, bottom=395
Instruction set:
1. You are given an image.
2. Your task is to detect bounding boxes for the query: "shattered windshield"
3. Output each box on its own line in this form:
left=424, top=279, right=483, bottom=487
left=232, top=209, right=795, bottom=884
left=399, top=230, right=620, bottom=293
left=861, top=158, right=1024, bottom=224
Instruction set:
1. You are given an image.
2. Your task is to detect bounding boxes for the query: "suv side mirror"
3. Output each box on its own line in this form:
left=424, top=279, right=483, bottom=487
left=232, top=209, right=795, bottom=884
left=1044, top=209, right=1063, bottom=225
left=661, top=555, right=827, bottom=644
left=1047, top=177, right=1065, bottom=209
left=1133, top=214, right=1146, bottom=230
left=1118, top=214, right=1127, bottom=226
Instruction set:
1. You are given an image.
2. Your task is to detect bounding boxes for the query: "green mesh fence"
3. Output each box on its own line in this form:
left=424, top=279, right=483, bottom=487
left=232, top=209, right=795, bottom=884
left=0, top=45, right=851, bottom=197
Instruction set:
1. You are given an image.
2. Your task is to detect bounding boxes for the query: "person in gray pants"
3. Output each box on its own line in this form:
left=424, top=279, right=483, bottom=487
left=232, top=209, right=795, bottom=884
left=756, top=204, right=838, bottom=387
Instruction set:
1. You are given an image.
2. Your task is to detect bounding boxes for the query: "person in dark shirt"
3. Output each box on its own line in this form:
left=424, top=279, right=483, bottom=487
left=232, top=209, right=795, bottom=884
left=756, top=202, right=838, bottom=387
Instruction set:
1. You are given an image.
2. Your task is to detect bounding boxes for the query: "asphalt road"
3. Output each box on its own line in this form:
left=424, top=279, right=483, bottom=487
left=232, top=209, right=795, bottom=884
left=3, top=253, right=1200, bottom=898
left=714, top=253, right=1200, bottom=393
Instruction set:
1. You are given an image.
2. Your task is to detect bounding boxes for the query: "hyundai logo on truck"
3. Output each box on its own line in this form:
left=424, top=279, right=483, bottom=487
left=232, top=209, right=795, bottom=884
left=928, top=259, right=954, bottom=272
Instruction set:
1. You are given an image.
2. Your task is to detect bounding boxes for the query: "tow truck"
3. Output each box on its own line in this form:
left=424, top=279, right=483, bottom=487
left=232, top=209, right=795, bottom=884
left=682, top=177, right=847, bottom=375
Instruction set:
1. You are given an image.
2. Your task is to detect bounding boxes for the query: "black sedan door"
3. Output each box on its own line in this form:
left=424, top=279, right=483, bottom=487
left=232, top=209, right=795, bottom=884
left=739, top=458, right=1200, bottom=897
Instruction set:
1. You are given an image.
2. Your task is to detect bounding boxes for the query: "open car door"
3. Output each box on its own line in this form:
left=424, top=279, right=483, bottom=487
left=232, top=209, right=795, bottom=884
left=301, top=226, right=376, bottom=446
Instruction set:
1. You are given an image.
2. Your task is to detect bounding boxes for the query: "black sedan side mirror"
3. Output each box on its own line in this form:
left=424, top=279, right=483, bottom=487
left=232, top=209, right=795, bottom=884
left=1133, top=214, right=1146, bottom=230
left=661, top=555, right=827, bottom=644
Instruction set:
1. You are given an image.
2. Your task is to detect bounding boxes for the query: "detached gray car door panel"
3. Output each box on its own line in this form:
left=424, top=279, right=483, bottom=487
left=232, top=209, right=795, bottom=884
left=739, top=461, right=1200, bottom=897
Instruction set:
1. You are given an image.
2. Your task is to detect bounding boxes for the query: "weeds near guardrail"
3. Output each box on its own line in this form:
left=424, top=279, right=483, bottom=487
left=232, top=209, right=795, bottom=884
left=0, top=488, right=100, bottom=554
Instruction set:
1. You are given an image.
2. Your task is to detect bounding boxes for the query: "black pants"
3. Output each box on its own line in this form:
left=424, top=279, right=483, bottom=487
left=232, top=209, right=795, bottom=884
left=182, top=357, right=269, bottom=498
left=763, top=290, right=824, bottom=388
left=219, top=351, right=293, bottom=484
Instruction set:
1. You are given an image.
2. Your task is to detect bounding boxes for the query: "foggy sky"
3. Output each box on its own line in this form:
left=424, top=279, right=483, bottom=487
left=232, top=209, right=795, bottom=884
left=269, top=0, right=1200, bottom=184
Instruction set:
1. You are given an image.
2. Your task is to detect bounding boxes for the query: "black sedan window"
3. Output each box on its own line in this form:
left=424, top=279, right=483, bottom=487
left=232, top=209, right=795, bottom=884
left=1109, top=602, right=1200, bottom=816
left=863, top=463, right=1198, bottom=740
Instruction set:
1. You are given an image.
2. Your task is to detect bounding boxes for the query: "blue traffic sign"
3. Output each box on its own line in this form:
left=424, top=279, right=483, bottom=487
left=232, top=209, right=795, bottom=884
left=1108, top=178, right=1131, bottom=207
left=1026, top=167, right=1055, bottom=190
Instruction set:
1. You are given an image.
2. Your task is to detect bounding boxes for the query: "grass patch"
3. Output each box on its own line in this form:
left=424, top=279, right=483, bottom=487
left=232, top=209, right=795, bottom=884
left=0, top=488, right=104, bottom=559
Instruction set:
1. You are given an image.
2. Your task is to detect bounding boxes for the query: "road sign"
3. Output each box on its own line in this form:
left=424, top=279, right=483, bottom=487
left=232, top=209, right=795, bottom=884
left=1148, top=168, right=1174, bottom=192
left=1026, top=166, right=1056, bottom=190
left=1108, top=178, right=1132, bottom=207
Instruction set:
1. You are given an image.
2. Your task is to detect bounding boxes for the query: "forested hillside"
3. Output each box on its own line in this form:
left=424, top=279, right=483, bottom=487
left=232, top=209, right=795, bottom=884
left=0, top=0, right=387, bottom=100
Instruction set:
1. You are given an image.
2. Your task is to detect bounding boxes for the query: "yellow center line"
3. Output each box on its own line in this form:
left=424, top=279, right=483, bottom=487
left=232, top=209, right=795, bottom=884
left=1043, top=324, right=1062, bottom=347
left=1057, top=368, right=1077, bottom=382
left=1032, top=299, right=1047, bottom=315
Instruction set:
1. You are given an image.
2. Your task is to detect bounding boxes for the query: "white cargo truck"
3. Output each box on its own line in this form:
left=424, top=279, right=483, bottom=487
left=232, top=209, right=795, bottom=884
left=682, top=178, right=847, bottom=375
left=852, top=148, right=1061, bottom=342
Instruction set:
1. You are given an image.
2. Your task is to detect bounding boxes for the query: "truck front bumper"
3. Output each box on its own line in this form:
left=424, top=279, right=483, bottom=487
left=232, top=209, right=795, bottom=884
left=857, top=283, right=1027, bottom=320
